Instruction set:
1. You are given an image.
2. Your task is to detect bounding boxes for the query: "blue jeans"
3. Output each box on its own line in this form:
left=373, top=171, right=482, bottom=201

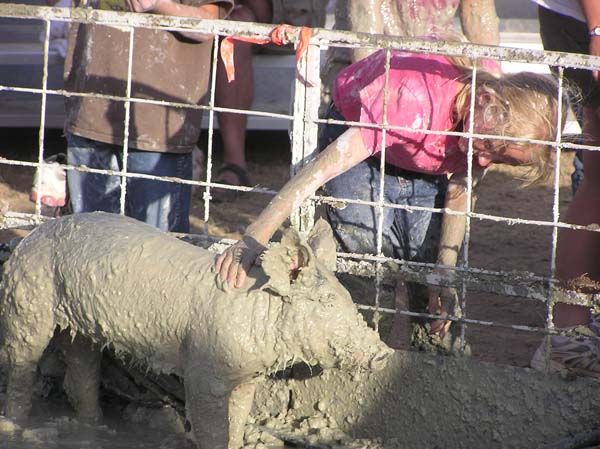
left=67, top=133, right=192, bottom=233
left=319, top=106, right=447, bottom=313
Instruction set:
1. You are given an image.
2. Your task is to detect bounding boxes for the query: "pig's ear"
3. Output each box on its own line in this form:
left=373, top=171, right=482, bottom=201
left=306, top=218, right=337, bottom=271
left=261, top=227, right=315, bottom=298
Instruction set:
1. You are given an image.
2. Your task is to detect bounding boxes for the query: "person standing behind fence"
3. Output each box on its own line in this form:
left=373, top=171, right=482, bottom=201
left=214, top=52, right=566, bottom=342
left=529, top=0, right=600, bottom=379
left=317, top=0, right=500, bottom=350
left=63, top=0, right=233, bottom=232
left=321, top=0, right=501, bottom=112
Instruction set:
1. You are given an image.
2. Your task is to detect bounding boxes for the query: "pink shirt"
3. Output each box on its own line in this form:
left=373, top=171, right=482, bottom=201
left=332, top=50, right=468, bottom=175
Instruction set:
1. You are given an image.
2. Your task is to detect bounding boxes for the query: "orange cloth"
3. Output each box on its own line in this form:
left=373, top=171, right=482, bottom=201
left=220, top=24, right=312, bottom=82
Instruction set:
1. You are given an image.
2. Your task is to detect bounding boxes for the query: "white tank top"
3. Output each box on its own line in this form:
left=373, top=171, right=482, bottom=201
left=530, top=0, right=586, bottom=23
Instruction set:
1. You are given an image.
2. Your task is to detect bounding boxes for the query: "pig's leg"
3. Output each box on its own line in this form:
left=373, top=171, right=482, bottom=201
left=59, top=332, right=103, bottom=422
left=2, top=300, right=55, bottom=421
left=184, top=371, right=233, bottom=449
left=228, top=382, right=256, bottom=449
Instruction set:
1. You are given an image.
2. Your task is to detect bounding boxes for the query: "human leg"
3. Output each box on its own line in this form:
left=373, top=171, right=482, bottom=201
left=126, top=150, right=192, bottom=233
left=66, top=133, right=121, bottom=213
left=318, top=104, right=400, bottom=255
left=533, top=107, right=600, bottom=377
left=214, top=1, right=272, bottom=192
left=324, top=160, right=402, bottom=256
left=528, top=7, right=600, bottom=376
left=323, top=159, right=406, bottom=340
left=323, top=153, right=449, bottom=349
left=388, top=173, right=452, bottom=351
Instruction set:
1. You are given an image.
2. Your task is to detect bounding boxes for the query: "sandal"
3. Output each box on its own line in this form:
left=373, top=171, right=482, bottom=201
left=212, top=163, right=251, bottom=202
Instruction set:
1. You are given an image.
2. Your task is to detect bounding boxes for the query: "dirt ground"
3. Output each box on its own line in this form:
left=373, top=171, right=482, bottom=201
left=0, top=127, right=576, bottom=369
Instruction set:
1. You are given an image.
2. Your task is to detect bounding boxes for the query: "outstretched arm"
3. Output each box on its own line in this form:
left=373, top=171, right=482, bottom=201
left=216, top=127, right=372, bottom=288
left=560, top=0, right=600, bottom=280
left=126, top=0, right=228, bottom=41
left=550, top=1, right=600, bottom=328
left=428, top=167, right=486, bottom=336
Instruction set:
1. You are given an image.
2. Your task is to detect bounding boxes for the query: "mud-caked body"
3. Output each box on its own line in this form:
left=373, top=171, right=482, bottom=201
left=0, top=212, right=392, bottom=449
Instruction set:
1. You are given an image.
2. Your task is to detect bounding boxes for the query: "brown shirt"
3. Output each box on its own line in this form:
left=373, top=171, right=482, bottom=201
left=64, top=0, right=233, bottom=153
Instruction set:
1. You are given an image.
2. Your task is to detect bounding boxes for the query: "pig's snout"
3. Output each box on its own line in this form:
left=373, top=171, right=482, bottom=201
left=369, top=346, right=394, bottom=371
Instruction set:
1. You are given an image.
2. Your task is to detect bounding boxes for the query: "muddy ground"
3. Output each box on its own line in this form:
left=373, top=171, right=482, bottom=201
left=0, top=127, right=575, bottom=369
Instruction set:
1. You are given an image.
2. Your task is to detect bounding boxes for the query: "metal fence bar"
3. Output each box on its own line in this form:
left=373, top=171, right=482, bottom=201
left=10, top=81, right=599, bottom=153
left=457, top=61, right=480, bottom=352
left=202, top=33, right=221, bottom=231
left=290, top=43, right=321, bottom=235
left=117, top=26, right=135, bottom=216
left=544, top=67, right=567, bottom=362
left=1, top=2, right=600, bottom=334
left=370, top=48, right=393, bottom=332
left=0, top=85, right=292, bottom=121
left=3, top=3, right=600, bottom=72
left=33, top=19, right=51, bottom=217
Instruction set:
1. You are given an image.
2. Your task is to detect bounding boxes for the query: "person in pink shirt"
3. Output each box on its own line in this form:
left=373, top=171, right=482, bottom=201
left=216, top=49, right=566, bottom=344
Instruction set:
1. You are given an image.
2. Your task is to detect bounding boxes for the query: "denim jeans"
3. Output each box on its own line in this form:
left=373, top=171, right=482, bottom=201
left=67, top=133, right=192, bottom=233
left=319, top=106, right=447, bottom=313
left=572, top=149, right=584, bottom=195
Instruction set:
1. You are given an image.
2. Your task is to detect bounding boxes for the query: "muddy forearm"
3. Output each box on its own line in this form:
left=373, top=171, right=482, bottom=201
left=245, top=166, right=327, bottom=246
left=246, top=128, right=370, bottom=245
left=437, top=189, right=469, bottom=267
left=437, top=171, right=483, bottom=266
left=459, top=0, right=500, bottom=46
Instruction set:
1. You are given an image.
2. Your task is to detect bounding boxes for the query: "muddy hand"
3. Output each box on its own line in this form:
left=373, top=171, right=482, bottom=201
left=215, top=235, right=266, bottom=289
left=427, top=285, right=458, bottom=338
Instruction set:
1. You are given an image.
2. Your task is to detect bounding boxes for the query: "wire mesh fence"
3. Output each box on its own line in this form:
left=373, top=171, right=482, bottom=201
left=1, top=1, right=600, bottom=361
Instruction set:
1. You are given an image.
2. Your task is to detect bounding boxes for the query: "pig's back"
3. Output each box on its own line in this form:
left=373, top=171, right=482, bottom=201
left=16, top=212, right=220, bottom=373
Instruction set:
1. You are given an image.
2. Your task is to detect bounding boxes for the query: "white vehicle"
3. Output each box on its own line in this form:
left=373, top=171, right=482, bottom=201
left=0, top=0, right=328, bottom=130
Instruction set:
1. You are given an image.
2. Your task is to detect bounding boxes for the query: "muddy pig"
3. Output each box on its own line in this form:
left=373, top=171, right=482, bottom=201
left=0, top=212, right=393, bottom=449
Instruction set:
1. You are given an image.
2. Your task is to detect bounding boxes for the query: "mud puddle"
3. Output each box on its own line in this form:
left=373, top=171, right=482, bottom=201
left=0, top=407, right=390, bottom=449
left=0, top=414, right=193, bottom=449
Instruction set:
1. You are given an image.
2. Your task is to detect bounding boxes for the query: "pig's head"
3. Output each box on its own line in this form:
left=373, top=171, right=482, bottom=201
left=261, top=219, right=393, bottom=373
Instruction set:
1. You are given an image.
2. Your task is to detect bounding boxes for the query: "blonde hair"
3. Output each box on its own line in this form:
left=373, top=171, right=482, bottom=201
left=453, top=70, right=569, bottom=184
